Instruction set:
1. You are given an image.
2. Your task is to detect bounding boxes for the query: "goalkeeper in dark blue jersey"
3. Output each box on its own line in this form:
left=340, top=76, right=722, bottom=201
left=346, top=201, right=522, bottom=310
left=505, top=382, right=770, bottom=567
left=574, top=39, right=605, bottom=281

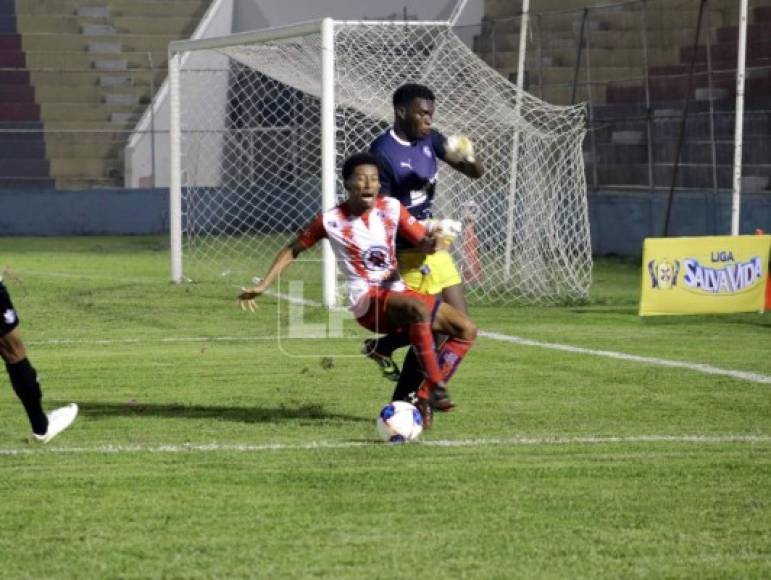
left=364, top=83, right=484, bottom=411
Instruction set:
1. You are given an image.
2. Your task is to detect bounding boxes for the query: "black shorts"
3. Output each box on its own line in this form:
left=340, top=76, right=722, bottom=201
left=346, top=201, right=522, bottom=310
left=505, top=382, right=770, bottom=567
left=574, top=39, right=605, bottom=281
left=0, top=281, right=20, bottom=337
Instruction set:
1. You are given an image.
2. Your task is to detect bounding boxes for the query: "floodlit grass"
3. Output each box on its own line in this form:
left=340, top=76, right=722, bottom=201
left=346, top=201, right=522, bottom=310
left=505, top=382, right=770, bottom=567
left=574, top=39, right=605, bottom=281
left=0, top=237, right=769, bottom=579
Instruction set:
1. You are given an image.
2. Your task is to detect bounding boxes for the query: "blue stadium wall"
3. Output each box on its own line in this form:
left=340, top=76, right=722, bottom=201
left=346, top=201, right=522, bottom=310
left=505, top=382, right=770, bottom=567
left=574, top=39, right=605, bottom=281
left=1, top=188, right=769, bottom=256
left=590, top=191, right=771, bottom=254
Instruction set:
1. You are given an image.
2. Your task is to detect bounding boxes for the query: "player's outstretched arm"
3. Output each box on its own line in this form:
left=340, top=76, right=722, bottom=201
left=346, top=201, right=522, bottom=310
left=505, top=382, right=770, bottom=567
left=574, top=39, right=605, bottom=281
left=443, top=134, right=484, bottom=179
left=396, top=202, right=438, bottom=255
left=238, top=241, right=305, bottom=311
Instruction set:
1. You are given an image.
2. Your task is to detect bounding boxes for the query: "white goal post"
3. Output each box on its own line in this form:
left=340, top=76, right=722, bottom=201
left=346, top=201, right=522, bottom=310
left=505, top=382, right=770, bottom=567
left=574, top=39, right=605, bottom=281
left=168, top=17, right=592, bottom=306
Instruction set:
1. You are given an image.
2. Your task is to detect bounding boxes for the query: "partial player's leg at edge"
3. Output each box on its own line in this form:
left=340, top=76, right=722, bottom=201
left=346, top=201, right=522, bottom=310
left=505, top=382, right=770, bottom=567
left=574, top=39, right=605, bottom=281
left=0, top=281, right=78, bottom=444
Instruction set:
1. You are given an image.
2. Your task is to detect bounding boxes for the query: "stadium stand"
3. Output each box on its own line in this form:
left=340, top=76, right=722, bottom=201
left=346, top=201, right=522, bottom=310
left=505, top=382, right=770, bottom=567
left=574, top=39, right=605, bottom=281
left=476, top=0, right=771, bottom=192
left=0, top=0, right=52, bottom=188
left=599, top=3, right=771, bottom=190
left=3, top=0, right=769, bottom=194
left=1, top=0, right=209, bottom=189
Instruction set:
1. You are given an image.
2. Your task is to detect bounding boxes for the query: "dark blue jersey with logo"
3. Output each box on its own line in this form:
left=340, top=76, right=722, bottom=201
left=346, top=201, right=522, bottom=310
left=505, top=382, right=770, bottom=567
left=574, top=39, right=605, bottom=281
left=369, top=128, right=447, bottom=223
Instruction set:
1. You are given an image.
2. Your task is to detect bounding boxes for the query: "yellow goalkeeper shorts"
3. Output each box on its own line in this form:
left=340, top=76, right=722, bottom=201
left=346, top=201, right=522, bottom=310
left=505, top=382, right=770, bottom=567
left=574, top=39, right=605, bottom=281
left=397, top=249, right=462, bottom=295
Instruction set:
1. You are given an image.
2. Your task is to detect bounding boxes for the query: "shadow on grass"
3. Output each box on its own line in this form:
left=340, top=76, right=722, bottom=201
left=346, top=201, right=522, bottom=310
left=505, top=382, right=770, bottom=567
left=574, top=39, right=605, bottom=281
left=54, top=400, right=369, bottom=424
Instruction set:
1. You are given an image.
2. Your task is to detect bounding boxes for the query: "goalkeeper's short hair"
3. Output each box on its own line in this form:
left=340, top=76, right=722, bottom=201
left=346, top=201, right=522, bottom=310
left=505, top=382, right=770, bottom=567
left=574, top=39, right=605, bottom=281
left=393, top=83, right=435, bottom=108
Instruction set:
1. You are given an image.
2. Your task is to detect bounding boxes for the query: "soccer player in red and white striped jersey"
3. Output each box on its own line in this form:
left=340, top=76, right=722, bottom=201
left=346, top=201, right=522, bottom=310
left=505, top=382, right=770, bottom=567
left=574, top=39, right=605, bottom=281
left=237, top=153, right=477, bottom=428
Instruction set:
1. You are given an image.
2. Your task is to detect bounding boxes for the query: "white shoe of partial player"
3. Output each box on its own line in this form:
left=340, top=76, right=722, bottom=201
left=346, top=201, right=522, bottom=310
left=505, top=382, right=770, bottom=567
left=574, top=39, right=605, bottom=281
left=31, top=403, right=79, bottom=444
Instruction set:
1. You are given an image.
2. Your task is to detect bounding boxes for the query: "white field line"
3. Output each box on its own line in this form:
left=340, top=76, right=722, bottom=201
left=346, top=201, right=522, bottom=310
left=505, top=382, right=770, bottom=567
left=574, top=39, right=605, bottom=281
left=12, top=269, right=160, bottom=284
left=26, top=336, right=278, bottom=347
left=480, top=331, right=771, bottom=385
left=0, top=434, right=768, bottom=456
left=10, top=272, right=771, bottom=385
left=266, top=289, right=771, bottom=385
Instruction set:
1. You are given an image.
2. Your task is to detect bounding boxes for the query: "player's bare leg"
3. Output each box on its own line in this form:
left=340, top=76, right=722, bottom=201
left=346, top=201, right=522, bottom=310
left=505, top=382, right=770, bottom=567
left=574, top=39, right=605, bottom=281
left=382, top=293, right=444, bottom=389
left=378, top=292, right=456, bottom=427
left=0, top=326, right=26, bottom=364
left=441, top=282, right=467, bottom=314
left=390, top=286, right=471, bottom=412
left=398, top=295, right=474, bottom=406
left=387, top=301, right=477, bottom=428
left=427, top=282, right=467, bottom=407
left=366, top=269, right=466, bottom=381
left=366, top=277, right=466, bottom=383
left=431, top=301, right=477, bottom=340
left=416, top=303, right=477, bottom=426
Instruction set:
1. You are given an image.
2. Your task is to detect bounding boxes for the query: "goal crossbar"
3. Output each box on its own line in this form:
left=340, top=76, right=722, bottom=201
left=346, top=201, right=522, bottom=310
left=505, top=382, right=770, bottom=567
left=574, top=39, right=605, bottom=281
left=169, top=19, right=453, bottom=55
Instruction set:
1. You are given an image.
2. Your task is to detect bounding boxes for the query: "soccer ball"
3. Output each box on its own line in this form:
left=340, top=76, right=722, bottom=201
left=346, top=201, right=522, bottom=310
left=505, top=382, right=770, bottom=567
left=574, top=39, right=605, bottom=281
left=376, top=401, right=423, bottom=443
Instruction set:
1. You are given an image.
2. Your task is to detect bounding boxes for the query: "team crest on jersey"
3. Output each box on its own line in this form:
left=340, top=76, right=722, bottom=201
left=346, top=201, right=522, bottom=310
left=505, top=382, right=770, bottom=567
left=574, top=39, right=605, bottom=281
left=3, top=308, right=16, bottom=325
left=423, top=145, right=431, bottom=157
left=362, top=246, right=391, bottom=271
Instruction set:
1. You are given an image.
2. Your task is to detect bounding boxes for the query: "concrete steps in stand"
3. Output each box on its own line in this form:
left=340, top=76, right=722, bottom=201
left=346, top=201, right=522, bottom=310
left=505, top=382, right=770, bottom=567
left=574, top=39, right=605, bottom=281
left=477, top=0, right=771, bottom=191
left=0, top=0, right=209, bottom=188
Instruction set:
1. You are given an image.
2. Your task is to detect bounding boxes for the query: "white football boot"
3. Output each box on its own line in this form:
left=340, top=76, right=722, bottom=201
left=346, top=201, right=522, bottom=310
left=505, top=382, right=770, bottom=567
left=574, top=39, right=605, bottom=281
left=31, top=403, right=79, bottom=444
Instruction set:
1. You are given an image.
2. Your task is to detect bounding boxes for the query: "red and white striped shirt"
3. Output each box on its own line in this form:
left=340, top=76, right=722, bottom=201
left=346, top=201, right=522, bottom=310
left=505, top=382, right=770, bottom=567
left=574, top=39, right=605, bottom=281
left=297, top=196, right=427, bottom=315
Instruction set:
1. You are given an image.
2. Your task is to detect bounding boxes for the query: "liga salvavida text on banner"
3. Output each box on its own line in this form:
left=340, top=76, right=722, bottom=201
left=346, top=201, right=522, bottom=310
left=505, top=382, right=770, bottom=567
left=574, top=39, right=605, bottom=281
left=639, top=235, right=771, bottom=316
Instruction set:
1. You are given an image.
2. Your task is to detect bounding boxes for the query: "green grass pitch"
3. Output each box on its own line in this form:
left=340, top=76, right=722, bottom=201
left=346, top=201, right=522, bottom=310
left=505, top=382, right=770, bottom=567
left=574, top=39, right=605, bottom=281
left=0, top=236, right=769, bottom=579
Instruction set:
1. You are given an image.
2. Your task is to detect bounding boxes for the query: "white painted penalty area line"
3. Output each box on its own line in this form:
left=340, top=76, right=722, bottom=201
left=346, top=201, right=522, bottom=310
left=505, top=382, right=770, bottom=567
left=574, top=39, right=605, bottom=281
left=0, top=434, right=768, bottom=456
left=26, top=335, right=278, bottom=347
left=269, top=289, right=771, bottom=386
left=480, top=330, right=771, bottom=385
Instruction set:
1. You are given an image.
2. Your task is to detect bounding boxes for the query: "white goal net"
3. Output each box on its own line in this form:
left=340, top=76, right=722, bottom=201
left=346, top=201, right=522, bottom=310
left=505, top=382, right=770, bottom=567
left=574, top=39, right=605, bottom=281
left=169, top=19, right=591, bottom=305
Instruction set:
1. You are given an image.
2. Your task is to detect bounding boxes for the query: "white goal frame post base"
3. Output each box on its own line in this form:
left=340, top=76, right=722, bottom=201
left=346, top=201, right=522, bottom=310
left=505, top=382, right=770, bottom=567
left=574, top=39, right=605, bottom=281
left=168, top=17, right=592, bottom=307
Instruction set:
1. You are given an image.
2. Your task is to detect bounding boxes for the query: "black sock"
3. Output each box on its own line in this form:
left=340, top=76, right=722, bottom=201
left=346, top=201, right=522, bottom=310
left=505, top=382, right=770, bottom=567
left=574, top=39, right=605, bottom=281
left=6, top=358, right=48, bottom=435
left=391, top=347, right=425, bottom=402
left=373, top=331, right=411, bottom=357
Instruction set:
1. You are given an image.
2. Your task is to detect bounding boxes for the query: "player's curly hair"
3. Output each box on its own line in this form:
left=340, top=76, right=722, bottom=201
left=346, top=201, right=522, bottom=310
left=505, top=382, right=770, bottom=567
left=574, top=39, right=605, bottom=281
left=392, top=83, right=435, bottom=108
left=342, top=152, right=379, bottom=182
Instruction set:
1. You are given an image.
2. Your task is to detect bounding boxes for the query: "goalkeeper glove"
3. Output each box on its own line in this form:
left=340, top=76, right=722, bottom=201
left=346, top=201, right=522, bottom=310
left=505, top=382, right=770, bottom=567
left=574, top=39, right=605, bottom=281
left=444, top=135, right=476, bottom=163
left=424, top=218, right=462, bottom=249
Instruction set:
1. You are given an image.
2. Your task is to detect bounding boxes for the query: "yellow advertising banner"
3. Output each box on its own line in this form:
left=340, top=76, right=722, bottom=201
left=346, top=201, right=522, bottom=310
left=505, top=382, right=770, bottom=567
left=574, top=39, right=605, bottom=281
left=639, top=235, right=771, bottom=316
